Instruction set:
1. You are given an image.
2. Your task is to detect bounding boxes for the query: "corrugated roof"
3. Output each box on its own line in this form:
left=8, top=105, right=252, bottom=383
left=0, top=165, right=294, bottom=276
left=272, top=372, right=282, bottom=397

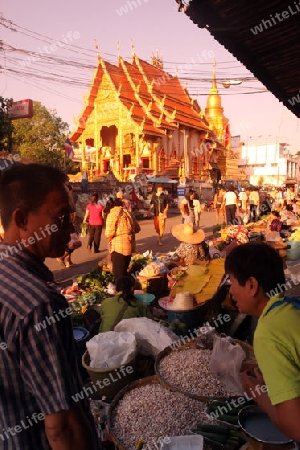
left=185, top=0, right=300, bottom=118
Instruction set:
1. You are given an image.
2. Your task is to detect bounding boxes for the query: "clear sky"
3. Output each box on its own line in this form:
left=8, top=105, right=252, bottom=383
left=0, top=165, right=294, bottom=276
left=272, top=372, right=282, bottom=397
left=1, top=0, right=299, bottom=151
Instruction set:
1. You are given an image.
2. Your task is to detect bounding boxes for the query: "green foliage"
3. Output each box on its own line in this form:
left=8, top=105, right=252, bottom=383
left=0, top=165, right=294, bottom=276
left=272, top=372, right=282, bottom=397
left=65, top=158, right=81, bottom=174
left=77, top=267, right=115, bottom=290
left=216, top=241, right=226, bottom=251
left=12, top=101, right=69, bottom=168
left=71, top=290, right=105, bottom=314
left=0, top=97, right=13, bottom=152
left=212, top=225, right=221, bottom=234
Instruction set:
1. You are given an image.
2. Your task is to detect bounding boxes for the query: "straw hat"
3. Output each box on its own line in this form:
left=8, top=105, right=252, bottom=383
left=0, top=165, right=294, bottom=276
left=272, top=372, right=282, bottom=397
left=171, top=223, right=205, bottom=244
left=158, top=292, right=200, bottom=311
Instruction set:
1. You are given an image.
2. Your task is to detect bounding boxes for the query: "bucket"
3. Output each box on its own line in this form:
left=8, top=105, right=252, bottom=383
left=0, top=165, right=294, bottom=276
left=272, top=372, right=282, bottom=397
left=73, top=327, right=90, bottom=382
left=82, top=351, right=136, bottom=401
left=286, top=240, right=300, bottom=260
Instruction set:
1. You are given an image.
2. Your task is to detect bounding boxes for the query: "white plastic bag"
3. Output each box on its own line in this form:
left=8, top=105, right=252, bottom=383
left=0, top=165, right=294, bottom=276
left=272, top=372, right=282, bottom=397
left=86, top=331, right=137, bottom=369
left=209, top=334, right=246, bottom=395
left=114, top=318, right=178, bottom=357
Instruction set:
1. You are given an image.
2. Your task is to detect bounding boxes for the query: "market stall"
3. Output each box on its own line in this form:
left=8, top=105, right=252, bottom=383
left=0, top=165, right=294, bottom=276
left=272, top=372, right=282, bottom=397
left=59, top=235, right=297, bottom=450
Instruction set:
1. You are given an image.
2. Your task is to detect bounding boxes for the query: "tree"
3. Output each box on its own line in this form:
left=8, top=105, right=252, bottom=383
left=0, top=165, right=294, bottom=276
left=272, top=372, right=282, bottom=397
left=0, top=97, right=13, bottom=152
left=12, top=101, right=69, bottom=168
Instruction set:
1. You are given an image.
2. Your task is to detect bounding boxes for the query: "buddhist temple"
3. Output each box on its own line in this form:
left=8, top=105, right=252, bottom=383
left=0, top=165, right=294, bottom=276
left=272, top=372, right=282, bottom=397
left=70, top=50, right=232, bottom=182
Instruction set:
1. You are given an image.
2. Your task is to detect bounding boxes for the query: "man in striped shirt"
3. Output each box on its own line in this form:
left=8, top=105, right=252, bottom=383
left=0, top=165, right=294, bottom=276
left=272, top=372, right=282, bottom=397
left=0, top=164, right=99, bottom=450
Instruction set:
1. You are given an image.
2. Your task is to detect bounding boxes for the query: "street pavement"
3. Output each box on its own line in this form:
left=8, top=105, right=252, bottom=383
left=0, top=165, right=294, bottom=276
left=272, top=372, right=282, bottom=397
left=45, top=209, right=217, bottom=286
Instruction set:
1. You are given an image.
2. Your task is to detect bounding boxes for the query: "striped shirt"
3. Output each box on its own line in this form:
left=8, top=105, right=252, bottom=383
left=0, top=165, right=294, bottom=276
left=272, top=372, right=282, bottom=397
left=105, top=206, right=138, bottom=255
left=0, top=243, right=99, bottom=449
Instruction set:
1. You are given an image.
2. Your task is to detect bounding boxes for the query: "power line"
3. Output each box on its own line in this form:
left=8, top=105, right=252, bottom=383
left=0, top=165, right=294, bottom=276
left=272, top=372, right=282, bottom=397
left=0, top=14, right=267, bottom=119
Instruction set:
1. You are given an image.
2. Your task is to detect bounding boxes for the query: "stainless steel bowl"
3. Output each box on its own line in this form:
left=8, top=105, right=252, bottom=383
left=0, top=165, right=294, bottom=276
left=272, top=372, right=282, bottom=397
left=238, top=405, right=293, bottom=446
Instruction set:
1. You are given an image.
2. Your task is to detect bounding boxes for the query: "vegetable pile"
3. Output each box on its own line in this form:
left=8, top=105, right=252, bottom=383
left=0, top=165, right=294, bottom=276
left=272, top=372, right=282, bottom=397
left=77, top=267, right=115, bottom=290
left=192, top=424, right=246, bottom=449
left=69, top=267, right=115, bottom=326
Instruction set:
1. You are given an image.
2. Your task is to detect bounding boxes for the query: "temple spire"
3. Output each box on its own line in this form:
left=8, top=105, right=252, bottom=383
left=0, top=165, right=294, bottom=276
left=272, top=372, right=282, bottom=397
left=94, top=39, right=100, bottom=59
left=205, top=59, right=229, bottom=145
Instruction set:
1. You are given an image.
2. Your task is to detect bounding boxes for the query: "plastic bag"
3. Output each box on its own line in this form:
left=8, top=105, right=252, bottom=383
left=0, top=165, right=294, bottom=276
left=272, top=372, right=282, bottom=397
left=114, top=318, right=178, bottom=357
left=80, top=222, right=88, bottom=238
left=86, top=331, right=137, bottom=369
left=209, top=334, right=246, bottom=395
left=67, top=233, right=82, bottom=249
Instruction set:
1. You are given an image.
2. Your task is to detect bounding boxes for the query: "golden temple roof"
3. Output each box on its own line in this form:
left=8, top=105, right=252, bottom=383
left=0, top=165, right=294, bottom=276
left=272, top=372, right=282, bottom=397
left=70, top=52, right=210, bottom=142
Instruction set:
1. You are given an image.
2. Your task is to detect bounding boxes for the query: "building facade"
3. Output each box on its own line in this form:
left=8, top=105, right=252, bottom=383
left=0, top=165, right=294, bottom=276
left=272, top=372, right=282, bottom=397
left=70, top=53, right=232, bottom=182
left=238, top=138, right=300, bottom=186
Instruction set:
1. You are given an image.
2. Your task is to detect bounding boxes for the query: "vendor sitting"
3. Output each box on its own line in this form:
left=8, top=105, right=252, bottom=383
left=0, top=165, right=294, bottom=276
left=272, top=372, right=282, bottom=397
left=99, top=275, right=153, bottom=332
left=268, top=210, right=282, bottom=233
left=280, top=204, right=298, bottom=223
left=171, top=223, right=206, bottom=265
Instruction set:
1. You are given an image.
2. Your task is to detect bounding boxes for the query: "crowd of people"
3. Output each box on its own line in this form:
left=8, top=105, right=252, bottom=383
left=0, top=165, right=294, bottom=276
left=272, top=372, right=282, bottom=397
left=54, top=183, right=300, bottom=278
left=0, top=162, right=300, bottom=447
left=210, top=183, right=299, bottom=227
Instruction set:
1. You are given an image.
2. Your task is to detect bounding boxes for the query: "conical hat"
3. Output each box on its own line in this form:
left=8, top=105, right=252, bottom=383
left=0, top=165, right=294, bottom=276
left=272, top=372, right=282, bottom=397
left=171, top=223, right=205, bottom=244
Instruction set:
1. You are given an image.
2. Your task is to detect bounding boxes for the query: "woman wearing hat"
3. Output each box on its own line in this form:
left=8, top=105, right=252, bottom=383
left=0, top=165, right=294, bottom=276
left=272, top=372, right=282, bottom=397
left=171, top=223, right=206, bottom=266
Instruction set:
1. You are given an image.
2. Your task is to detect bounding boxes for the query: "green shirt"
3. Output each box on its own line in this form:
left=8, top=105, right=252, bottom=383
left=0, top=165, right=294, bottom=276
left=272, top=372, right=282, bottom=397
left=254, top=293, right=300, bottom=405
left=99, top=295, right=153, bottom=333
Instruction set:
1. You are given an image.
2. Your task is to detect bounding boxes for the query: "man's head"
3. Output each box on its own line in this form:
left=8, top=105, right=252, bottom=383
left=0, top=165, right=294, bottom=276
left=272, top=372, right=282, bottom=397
left=0, top=163, right=74, bottom=260
left=156, top=185, right=163, bottom=195
left=114, top=198, right=123, bottom=207
left=188, top=189, right=195, bottom=199
left=225, top=242, right=285, bottom=315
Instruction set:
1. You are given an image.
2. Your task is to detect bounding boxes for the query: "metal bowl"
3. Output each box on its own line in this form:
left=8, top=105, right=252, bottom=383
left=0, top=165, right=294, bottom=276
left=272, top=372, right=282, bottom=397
left=238, top=405, right=293, bottom=445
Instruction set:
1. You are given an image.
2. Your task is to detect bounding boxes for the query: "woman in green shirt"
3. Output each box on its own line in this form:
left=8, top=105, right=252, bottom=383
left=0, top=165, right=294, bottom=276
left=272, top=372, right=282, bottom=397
left=99, top=276, right=153, bottom=332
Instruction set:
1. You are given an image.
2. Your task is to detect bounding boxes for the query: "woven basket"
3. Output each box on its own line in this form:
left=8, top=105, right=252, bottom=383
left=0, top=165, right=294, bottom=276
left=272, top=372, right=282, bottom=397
left=82, top=351, right=137, bottom=401
left=107, top=375, right=167, bottom=450
left=155, top=337, right=255, bottom=403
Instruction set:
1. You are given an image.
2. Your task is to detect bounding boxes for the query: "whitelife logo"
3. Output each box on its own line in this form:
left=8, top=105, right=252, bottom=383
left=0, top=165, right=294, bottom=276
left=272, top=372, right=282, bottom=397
left=116, top=0, right=150, bottom=16
left=0, top=224, right=59, bottom=262
left=250, top=1, right=300, bottom=35
left=0, top=412, right=45, bottom=442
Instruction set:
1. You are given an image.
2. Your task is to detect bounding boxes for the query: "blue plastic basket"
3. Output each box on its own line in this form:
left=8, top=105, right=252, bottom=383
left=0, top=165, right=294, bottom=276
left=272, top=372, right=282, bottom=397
left=134, top=293, right=155, bottom=305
